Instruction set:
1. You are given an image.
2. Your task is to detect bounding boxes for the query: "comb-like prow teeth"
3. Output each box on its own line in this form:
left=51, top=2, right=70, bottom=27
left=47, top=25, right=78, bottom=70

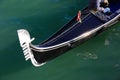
left=17, top=29, right=34, bottom=61
left=22, top=44, right=28, bottom=50
left=22, top=43, right=31, bottom=60
left=23, top=47, right=27, bottom=51
left=21, top=43, right=27, bottom=48
left=17, top=29, right=45, bottom=67
left=25, top=54, right=30, bottom=61
left=23, top=47, right=29, bottom=54
left=24, top=51, right=29, bottom=56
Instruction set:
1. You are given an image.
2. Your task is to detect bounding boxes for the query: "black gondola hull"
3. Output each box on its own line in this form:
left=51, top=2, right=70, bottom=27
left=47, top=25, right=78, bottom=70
left=17, top=2, right=120, bottom=67
left=31, top=17, right=120, bottom=64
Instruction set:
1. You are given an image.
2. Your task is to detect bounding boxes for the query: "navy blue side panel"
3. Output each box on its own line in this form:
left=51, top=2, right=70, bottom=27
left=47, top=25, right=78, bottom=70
left=41, top=16, right=77, bottom=44
left=40, top=8, right=89, bottom=44
left=39, top=13, right=104, bottom=47
left=109, top=2, right=120, bottom=12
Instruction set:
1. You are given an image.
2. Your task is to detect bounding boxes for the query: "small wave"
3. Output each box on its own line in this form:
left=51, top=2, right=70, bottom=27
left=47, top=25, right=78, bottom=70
left=77, top=52, right=98, bottom=60
left=104, top=39, right=110, bottom=46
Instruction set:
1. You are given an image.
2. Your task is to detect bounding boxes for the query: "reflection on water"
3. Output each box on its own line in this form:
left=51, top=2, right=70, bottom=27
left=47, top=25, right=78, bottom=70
left=77, top=52, right=98, bottom=60
left=104, top=39, right=110, bottom=46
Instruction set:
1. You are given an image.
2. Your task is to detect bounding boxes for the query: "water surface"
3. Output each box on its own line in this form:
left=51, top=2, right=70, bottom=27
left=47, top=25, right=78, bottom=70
left=0, top=0, right=120, bottom=80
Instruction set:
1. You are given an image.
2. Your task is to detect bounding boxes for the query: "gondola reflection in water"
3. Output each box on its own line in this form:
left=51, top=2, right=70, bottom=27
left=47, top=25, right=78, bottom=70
left=17, top=2, right=120, bottom=67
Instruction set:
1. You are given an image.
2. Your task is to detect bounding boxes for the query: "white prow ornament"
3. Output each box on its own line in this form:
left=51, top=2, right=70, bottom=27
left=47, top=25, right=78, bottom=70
left=17, top=29, right=46, bottom=67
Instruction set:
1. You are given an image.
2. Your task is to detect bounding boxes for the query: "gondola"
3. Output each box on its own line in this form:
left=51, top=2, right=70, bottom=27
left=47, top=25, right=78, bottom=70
left=17, top=2, right=120, bottom=67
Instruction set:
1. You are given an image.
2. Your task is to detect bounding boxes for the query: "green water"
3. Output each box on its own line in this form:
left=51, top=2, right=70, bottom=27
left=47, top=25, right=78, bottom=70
left=0, top=0, right=120, bottom=80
